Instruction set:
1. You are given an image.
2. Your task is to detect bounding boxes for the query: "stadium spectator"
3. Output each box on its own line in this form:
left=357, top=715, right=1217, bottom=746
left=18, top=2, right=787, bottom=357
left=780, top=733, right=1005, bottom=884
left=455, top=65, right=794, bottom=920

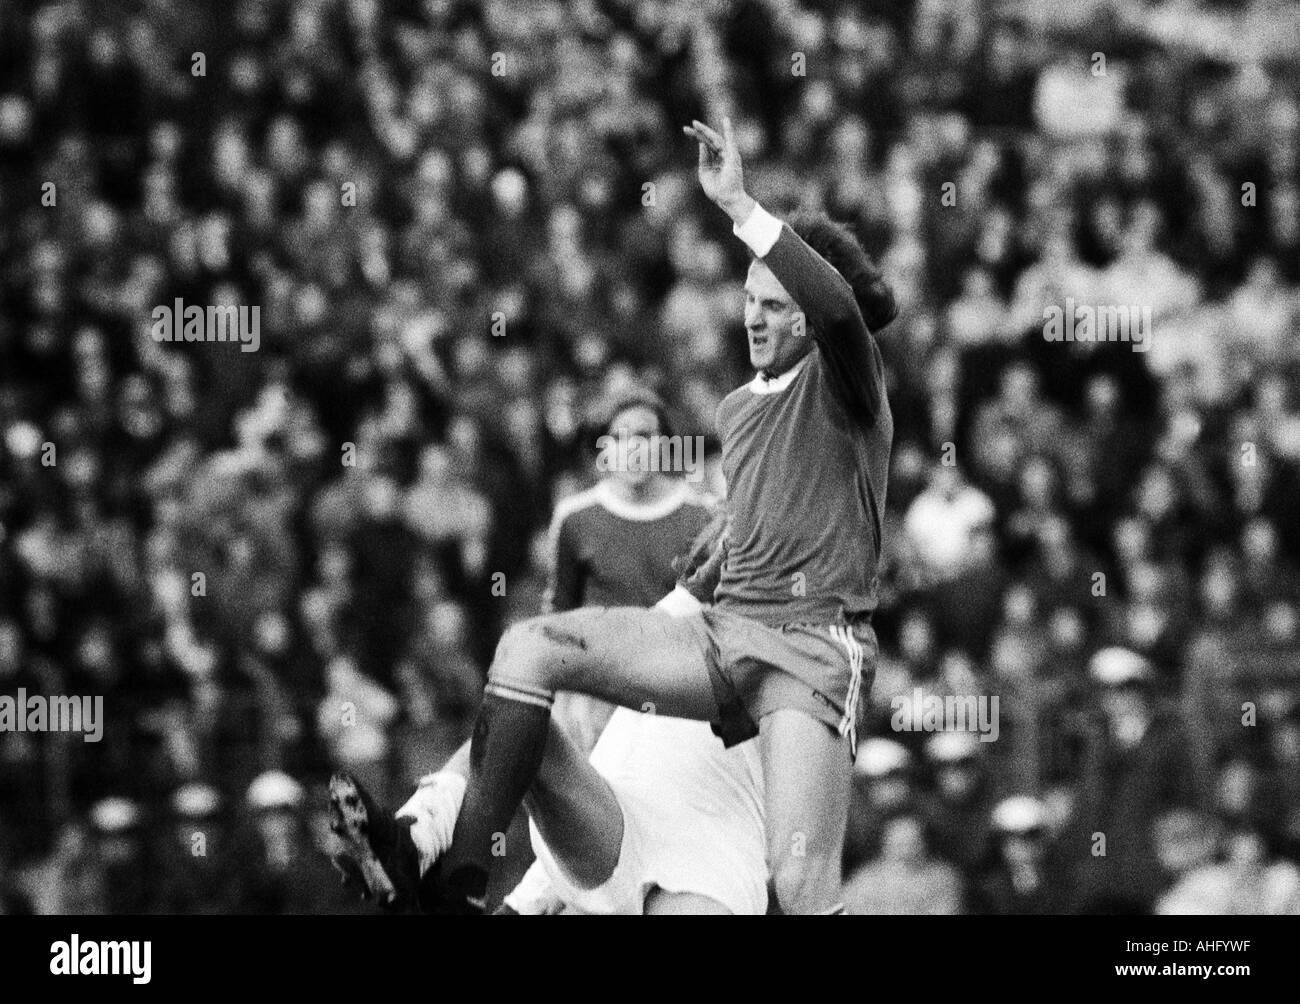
left=1062, top=648, right=1195, bottom=912
left=1, top=0, right=1297, bottom=913
left=842, top=811, right=963, bottom=915
left=972, top=795, right=1066, bottom=915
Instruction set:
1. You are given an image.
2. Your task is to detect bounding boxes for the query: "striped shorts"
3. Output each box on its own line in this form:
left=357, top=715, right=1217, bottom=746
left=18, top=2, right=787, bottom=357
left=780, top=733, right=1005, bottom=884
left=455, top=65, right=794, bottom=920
left=689, top=607, right=878, bottom=756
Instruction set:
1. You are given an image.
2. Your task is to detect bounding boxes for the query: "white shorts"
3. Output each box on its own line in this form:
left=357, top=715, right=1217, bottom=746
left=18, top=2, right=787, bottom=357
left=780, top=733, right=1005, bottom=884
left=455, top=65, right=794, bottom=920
left=527, top=711, right=768, bottom=915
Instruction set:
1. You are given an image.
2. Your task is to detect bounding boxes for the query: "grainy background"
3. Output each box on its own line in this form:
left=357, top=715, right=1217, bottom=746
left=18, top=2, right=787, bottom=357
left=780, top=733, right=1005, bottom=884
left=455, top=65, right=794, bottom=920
left=1, top=0, right=1298, bottom=914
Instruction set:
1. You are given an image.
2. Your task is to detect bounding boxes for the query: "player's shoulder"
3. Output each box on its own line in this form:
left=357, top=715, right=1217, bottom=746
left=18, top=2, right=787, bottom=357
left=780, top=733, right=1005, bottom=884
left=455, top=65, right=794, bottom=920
left=716, top=384, right=747, bottom=425
left=559, top=481, right=711, bottom=531
left=675, top=490, right=720, bottom=537
left=723, top=352, right=823, bottom=407
left=594, top=480, right=708, bottom=523
left=716, top=378, right=766, bottom=431
left=549, top=484, right=604, bottom=533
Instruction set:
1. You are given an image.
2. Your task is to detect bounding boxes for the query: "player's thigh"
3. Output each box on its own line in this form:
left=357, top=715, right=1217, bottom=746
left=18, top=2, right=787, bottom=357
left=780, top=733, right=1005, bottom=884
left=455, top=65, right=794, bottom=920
left=551, top=692, right=615, bottom=757
left=759, top=708, right=852, bottom=867
left=492, top=606, right=716, bottom=720
left=643, top=889, right=732, bottom=915
left=524, top=720, right=623, bottom=889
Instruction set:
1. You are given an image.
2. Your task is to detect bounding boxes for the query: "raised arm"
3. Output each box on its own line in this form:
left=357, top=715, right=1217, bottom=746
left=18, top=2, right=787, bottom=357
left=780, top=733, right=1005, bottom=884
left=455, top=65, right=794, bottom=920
left=684, top=117, right=895, bottom=422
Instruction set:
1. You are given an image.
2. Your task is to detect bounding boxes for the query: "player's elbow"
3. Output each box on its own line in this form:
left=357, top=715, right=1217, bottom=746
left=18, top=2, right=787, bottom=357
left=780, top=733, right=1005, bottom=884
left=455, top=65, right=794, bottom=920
left=857, top=277, right=898, bottom=333
left=787, top=212, right=897, bottom=333
left=820, top=283, right=864, bottom=331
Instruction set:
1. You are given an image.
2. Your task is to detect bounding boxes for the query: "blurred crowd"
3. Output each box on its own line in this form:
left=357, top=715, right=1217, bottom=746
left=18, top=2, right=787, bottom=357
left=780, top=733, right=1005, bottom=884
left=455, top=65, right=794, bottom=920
left=1, top=0, right=1298, bottom=913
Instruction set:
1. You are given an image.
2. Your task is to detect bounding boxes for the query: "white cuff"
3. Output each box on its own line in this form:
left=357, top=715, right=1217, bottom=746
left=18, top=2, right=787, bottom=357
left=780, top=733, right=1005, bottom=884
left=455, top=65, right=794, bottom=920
left=732, top=204, right=783, bottom=258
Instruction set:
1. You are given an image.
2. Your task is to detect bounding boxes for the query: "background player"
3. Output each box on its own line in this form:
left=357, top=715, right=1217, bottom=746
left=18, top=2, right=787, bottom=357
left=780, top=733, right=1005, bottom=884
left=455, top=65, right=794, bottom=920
left=545, top=390, right=707, bottom=754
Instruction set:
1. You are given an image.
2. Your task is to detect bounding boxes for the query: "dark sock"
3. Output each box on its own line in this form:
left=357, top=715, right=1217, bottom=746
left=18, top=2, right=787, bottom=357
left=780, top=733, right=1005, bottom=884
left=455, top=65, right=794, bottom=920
left=438, top=683, right=552, bottom=909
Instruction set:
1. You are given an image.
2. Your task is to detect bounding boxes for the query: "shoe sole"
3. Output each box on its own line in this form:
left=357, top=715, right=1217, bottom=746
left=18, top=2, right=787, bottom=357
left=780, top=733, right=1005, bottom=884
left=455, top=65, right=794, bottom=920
left=329, top=773, right=398, bottom=907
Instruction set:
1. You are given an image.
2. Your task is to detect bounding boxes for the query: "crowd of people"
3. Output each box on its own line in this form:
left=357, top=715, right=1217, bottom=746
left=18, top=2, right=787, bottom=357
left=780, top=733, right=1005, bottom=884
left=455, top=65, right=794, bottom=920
left=1, top=0, right=1298, bottom=913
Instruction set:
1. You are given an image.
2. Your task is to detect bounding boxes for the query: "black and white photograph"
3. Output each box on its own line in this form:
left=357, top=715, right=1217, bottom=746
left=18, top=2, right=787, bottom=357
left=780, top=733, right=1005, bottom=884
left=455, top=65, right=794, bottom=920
left=0, top=0, right=1297, bottom=977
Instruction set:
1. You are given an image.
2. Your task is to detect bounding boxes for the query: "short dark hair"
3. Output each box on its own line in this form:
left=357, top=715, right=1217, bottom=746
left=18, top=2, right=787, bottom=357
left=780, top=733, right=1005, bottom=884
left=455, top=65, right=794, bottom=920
left=598, top=388, right=674, bottom=441
left=786, top=212, right=898, bottom=333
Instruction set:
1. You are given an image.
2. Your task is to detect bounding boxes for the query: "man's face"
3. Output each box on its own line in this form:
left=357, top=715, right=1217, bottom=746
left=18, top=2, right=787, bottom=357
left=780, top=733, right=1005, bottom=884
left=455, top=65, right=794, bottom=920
left=744, top=260, right=811, bottom=375
left=603, top=404, right=662, bottom=487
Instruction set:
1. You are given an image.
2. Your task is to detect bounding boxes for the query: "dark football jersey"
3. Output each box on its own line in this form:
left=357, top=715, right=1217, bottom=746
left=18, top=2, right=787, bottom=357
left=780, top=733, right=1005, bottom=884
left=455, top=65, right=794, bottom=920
left=543, top=481, right=715, bottom=612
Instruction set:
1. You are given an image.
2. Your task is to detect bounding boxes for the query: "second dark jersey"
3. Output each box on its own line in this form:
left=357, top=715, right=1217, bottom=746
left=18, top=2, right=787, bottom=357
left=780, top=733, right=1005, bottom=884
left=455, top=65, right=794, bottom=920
left=544, top=481, right=716, bottom=612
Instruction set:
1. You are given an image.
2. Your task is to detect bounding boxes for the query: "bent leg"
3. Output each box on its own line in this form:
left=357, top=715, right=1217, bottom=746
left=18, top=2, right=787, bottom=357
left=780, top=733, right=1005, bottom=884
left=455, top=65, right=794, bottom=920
left=401, top=719, right=624, bottom=893
left=491, top=607, right=717, bottom=718
left=551, top=692, right=616, bottom=757
left=523, top=720, right=623, bottom=890
left=760, top=709, right=852, bottom=914
left=439, top=607, right=716, bottom=908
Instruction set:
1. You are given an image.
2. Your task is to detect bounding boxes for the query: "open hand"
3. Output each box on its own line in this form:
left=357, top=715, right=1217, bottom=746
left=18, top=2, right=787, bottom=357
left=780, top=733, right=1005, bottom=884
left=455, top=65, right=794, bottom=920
left=683, top=117, right=753, bottom=222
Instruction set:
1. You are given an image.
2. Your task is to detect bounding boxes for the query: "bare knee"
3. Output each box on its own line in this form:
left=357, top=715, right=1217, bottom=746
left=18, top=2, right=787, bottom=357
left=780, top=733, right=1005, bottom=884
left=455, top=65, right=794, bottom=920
left=490, top=617, right=582, bottom=691
left=770, top=846, right=842, bottom=915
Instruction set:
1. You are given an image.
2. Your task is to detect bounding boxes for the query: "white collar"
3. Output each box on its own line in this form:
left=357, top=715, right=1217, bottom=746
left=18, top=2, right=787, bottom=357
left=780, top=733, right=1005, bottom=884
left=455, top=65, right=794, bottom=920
left=594, top=480, right=691, bottom=522
left=748, top=353, right=811, bottom=395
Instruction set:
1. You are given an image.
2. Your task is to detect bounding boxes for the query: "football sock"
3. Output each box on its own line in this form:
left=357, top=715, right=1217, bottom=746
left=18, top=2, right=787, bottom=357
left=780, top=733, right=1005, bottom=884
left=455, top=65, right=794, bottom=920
left=437, top=682, right=553, bottom=910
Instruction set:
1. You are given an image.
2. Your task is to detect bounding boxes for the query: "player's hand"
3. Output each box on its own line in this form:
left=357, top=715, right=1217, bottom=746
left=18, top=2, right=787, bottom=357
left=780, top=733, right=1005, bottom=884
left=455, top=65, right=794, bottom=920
left=683, top=117, right=754, bottom=223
